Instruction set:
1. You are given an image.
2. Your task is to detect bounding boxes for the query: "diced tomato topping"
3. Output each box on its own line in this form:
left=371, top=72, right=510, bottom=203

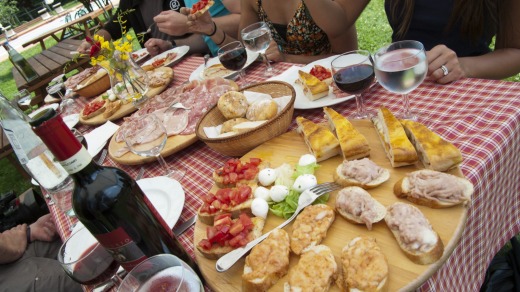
left=214, top=213, right=232, bottom=222
left=199, top=212, right=255, bottom=250
left=249, top=158, right=261, bottom=166
left=310, top=65, right=332, bottom=81
left=214, top=158, right=262, bottom=186
left=198, top=239, right=212, bottom=249
left=229, top=220, right=244, bottom=236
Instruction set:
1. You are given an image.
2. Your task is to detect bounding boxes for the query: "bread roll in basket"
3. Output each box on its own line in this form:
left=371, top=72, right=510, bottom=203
left=195, top=81, right=296, bottom=156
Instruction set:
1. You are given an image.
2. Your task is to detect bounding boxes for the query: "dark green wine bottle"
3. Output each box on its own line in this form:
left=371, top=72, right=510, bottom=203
left=3, top=41, right=39, bottom=82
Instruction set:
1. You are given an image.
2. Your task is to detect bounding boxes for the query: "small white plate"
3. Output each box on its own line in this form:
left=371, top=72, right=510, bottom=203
left=28, top=103, right=59, bottom=118
left=62, top=114, right=79, bottom=129
left=131, top=48, right=149, bottom=63
left=268, top=55, right=355, bottom=110
left=142, top=46, right=190, bottom=68
left=189, top=49, right=260, bottom=81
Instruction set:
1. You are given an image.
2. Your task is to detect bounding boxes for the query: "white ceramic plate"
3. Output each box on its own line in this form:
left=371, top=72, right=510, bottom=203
left=62, top=114, right=79, bottom=129
left=28, top=103, right=59, bottom=118
left=142, top=46, right=190, bottom=68
left=131, top=48, right=149, bottom=63
left=189, top=49, right=260, bottom=81
left=268, top=55, right=355, bottom=110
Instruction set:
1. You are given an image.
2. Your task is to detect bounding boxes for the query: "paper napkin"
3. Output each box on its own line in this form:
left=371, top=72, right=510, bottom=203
left=84, top=121, right=120, bottom=157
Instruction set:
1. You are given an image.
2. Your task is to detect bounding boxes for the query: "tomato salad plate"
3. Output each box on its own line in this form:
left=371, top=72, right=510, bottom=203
left=142, top=46, right=190, bottom=69
left=268, top=55, right=355, bottom=110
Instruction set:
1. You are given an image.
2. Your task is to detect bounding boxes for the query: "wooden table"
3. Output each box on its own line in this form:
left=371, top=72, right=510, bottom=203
left=47, top=56, right=520, bottom=291
left=12, top=38, right=91, bottom=107
left=21, top=5, right=113, bottom=50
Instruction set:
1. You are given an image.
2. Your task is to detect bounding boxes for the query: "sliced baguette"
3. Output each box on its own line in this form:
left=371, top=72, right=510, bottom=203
left=337, top=236, right=388, bottom=292
left=242, top=229, right=290, bottom=292
left=284, top=245, right=337, bottom=292
left=333, top=158, right=390, bottom=189
left=232, top=120, right=268, bottom=134
left=324, top=107, right=370, bottom=160
left=290, top=204, right=335, bottom=255
left=384, top=202, right=444, bottom=265
left=198, top=197, right=254, bottom=225
left=335, top=186, right=386, bottom=230
left=400, top=119, right=463, bottom=171
left=197, top=216, right=265, bottom=259
left=394, top=169, right=473, bottom=208
left=371, top=107, right=418, bottom=167
left=296, top=116, right=340, bottom=162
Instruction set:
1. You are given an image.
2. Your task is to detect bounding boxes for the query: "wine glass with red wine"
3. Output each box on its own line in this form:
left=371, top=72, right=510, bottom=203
left=58, top=227, right=122, bottom=287
left=331, top=50, right=376, bottom=119
left=218, top=41, right=249, bottom=86
left=117, top=254, right=203, bottom=292
left=373, top=40, right=427, bottom=120
left=123, top=113, right=185, bottom=181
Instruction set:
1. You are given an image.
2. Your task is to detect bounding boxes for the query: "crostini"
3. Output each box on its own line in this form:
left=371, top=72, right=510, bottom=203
left=198, top=184, right=254, bottom=225
left=213, top=158, right=263, bottom=189
left=290, top=204, right=335, bottom=255
left=284, top=245, right=337, bottom=291
left=333, top=158, right=390, bottom=189
left=335, top=186, right=386, bottom=230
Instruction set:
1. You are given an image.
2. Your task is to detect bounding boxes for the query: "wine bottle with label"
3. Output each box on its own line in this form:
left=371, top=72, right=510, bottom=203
left=30, top=108, right=202, bottom=279
left=2, top=41, right=39, bottom=82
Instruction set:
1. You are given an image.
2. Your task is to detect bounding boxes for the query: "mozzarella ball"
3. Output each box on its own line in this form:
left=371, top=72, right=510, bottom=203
left=270, top=185, right=289, bottom=202
left=258, top=168, right=277, bottom=186
left=292, top=174, right=318, bottom=192
left=251, top=198, right=269, bottom=219
left=299, top=154, right=317, bottom=166
left=254, top=186, right=271, bottom=201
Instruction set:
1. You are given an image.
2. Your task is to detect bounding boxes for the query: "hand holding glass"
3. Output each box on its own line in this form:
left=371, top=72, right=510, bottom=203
left=218, top=41, right=249, bottom=86
left=331, top=50, right=376, bottom=119
left=123, top=114, right=184, bottom=181
left=241, top=21, right=275, bottom=77
left=373, top=40, right=427, bottom=120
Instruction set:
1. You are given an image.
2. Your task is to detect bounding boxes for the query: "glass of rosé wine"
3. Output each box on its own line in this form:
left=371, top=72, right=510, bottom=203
left=58, top=227, right=122, bottom=287
left=117, top=254, right=203, bottom=292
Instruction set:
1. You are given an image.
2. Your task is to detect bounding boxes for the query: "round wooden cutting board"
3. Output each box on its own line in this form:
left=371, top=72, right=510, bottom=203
left=193, top=119, right=468, bottom=291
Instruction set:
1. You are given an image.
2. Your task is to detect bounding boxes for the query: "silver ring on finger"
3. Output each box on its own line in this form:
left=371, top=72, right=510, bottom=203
left=441, top=65, right=449, bottom=76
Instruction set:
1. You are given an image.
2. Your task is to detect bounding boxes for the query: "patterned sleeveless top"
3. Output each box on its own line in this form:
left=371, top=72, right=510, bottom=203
left=256, top=0, right=331, bottom=56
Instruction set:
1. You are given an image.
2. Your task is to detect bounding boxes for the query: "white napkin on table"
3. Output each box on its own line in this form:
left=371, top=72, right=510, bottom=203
left=267, top=65, right=301, bottom=83
left=84, top=121, right=120, bottom=157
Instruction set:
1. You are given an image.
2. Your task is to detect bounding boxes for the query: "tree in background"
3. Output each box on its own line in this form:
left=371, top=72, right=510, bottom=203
left=0, top=0, right=19, bottom=27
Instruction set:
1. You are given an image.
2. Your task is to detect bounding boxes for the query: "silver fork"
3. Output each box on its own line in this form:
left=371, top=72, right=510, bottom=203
left=140, top=22, right=156, bottom=35
left=215, top=182, right=341, bottom=272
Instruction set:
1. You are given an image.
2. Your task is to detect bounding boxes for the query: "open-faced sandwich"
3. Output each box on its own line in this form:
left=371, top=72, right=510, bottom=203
left=394, top=169, right=473, bottom=208
left=333, top=158, right=390, bottom=189
left=400, top=119, right=463, bottom=171
left=147, top=66, right=174, bottom=89
left=191, top=0, right=215, bottom=16
left=284, top=245, right=337, bottom=291
left=297, top=70, right=330, bottom=101
left=290, top=204, right=335, bottom=255
left=212, top=158, right=263, bottom=188
left=81, top=98, right=106, bottom=120
left=337, top=236, right=388, bottom=292
left=324, top=107, right=370, bottom=160
left=296, top=116, right=340, bottom=162
left=309, top=64, right=333, bottom=86
left=372, top=107, right=418, bottom=167
left=385, top=202, right=444, bottom=265
left=243, top=228, right=290, bottom=291
left=198, top=184, right=255, bottom=225
left=197, top=212, right=265, bottom=259
left=335, top=186, right=386, bottom=230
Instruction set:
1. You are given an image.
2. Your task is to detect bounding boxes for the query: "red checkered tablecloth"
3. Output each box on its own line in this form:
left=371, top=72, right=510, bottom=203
left=49, top=56, right=520, bottom=291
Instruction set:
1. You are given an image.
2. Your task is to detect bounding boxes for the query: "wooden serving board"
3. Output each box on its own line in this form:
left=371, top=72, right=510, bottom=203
left=194, top=120, right=468, bottom=291
left=108, top=132, right=197, bottom=165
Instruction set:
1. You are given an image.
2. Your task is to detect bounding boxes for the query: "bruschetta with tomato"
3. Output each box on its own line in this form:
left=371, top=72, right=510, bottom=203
left=197, top=212, right=265, bottom=259
left=213, top=158, right=264, bottom=188
left=198, top=184, right=254, bottom=225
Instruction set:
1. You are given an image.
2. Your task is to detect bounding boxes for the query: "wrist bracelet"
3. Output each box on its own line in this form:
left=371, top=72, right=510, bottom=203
left=206, top=21, right=217, bottom=37
left=215, top=31, right=226, bottom=46
left=26, top=225, right=31, bottom=244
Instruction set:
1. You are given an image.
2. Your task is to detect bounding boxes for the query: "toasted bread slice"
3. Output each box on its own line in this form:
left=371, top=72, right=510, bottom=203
left=198, top=197, right=254, bottom=226
left=333, top=158, right=390, bottom=189
left=296, top=116, right=340, bottom=162
left=197, top=216, right=265, bottom=259
left=284, top=245, right=337, bottom=292
left=400, top=119, right=463, bottom=171
left=297, top=70, right=329, bottom=101
left=324, top=107, right=370, bottom=160
left=102, top=100, right=122, bottom=119
left=290, top=204, right=335, bottom=255
left=394, top=169, right=473, bottom=208
left=385, top=202, right=444, bottom=265
left=335, top=186, right=386, bottom=230
left=371, top=107, right=418, bottom=167
left=337, top=236, right=388, bottom=292
left=243, top=229, right=290, bottom=291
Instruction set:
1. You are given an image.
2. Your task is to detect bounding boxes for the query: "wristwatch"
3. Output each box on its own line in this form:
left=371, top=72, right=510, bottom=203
left=26, top=225, right=32, bottom=244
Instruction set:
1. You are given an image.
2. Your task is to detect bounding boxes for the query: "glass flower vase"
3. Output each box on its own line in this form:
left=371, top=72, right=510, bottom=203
left=101, top=51, right=150, bottom=109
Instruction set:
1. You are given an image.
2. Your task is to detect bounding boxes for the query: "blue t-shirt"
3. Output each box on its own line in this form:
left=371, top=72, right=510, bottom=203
left=185, top=0, right=230, bottom=56
left=385, top=0, right=495, bottom=57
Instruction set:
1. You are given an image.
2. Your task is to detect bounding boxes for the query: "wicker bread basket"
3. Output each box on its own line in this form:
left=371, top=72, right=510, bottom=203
left=74, top=73, right=111, bottom=98
left=196, top=81, right=296, bottom=157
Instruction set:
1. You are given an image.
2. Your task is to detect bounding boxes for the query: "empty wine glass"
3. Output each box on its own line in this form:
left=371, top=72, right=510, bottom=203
left=117, top=254, right=203, bottom=292
left=58, top=227, right=122, bottom=287
left=241, top=21, right=275, bottom=77
left=218, top=41, right=249, bottom=86
left=123, top=113, right=185, bottom=181
left=373, top=40, right=427, bottom=120
left=331, top=50, right=376, bottom=119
